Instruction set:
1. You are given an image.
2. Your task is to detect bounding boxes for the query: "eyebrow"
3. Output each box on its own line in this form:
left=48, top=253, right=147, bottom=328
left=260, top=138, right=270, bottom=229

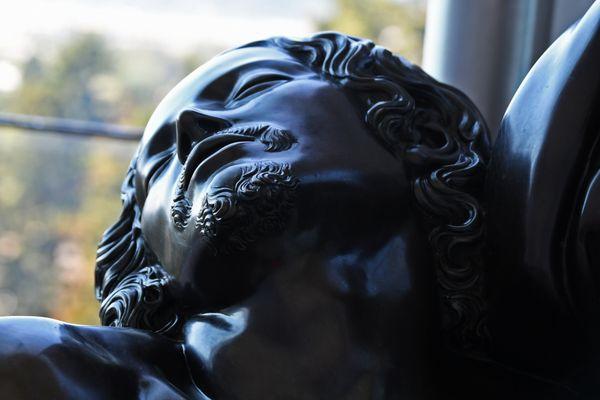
left=227, top=71, right=294, bottom=103
left=199, top=60, right=313, bottom=104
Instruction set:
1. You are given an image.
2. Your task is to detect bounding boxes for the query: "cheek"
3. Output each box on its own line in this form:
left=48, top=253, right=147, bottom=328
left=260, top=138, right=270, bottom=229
left=141, top=161, right=188, bottom=274
left=136, top=124, right=177, bottom=198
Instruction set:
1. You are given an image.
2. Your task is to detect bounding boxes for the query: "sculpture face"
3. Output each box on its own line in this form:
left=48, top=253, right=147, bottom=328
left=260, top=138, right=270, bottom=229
left=133, top=46, right=412, bottom=313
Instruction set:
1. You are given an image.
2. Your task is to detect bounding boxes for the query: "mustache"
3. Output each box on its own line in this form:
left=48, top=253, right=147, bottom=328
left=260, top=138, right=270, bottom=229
left=217, top=124, right=297, bottom=152
left=170, top=124, right=297, bottom=234
left=174, top=160, right=299, bottom=254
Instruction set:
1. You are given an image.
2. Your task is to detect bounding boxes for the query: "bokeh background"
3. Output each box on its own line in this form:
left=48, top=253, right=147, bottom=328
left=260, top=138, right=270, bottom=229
left=0, top=0, right=426, bottom=324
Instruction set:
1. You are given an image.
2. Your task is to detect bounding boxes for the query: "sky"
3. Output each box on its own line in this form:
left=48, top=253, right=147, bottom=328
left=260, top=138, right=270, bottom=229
left=0, top=0, right=335, bottom=59
left=0, top=0, right=337, bottom=91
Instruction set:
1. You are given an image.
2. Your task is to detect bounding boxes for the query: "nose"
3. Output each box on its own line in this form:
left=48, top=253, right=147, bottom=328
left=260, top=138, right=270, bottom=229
left=176, top=108, right=231, bottom=164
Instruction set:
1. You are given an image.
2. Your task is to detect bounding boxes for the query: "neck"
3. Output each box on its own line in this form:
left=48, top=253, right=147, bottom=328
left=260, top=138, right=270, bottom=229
left=181, top=244, right=438, bottom=399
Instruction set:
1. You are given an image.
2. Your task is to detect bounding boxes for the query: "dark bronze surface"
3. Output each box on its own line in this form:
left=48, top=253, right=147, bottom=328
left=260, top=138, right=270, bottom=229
left=484, top=1, right=600, bottom=397
left=1, top=3, right=600, bottom=398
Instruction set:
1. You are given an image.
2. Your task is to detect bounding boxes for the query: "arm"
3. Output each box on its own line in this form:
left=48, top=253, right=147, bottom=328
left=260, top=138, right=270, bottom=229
left=0, top=316, right=206, bottom=399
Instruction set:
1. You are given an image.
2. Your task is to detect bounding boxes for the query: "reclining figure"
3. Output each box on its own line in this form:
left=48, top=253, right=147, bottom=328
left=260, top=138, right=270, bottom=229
left=2, top=3, right=600, bottom=397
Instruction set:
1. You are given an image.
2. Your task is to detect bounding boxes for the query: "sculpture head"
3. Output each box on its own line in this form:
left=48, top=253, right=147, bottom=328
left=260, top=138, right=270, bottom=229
left=95, top=32, right=489, bottom=361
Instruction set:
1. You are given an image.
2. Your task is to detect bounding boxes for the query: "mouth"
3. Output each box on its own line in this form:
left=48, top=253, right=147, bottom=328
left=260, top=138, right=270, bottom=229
left=178, top=123, right=296, bottom=191
left=170, top=124, right=296, bottom=231
left=181, top=132, right=256, bottom=191
left=170, top=125, right=264, bottom=231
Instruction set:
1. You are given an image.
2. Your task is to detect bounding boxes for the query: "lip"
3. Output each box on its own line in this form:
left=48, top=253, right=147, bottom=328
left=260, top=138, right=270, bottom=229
left=181, top=133, right=256, bottom=190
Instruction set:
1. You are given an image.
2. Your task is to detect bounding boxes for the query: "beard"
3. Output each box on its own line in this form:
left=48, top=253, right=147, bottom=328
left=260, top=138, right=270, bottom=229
left=95, top=155, right=298, bottom=335
left=191, top=161, right=298, bottom=254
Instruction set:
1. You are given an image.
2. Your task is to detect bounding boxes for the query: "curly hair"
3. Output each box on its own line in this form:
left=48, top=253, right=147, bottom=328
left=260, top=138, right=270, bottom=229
left=95, top=155, right=181, bottom=334
left=249, top=32, right=491, bottom=352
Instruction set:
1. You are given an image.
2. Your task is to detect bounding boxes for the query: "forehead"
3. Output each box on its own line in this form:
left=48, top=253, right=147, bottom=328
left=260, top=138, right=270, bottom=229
left=143, top=46, right=310, bottom=139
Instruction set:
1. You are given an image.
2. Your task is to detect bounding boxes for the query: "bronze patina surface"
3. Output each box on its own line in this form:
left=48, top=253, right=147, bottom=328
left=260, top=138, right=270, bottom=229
left=1, top=3, right=600, bottom=397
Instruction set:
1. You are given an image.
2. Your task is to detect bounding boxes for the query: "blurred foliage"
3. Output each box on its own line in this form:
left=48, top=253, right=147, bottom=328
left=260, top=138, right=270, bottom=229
left=319, top=0, right=426, bottom=63
left=0, top=33, right=205, bottom=324
left=0, top=1, right=425, bottom=324
left=11, top=35, right=113, bottom=121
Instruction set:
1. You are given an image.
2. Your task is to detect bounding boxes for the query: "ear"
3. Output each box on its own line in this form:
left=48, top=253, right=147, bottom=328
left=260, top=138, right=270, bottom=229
left=484, top=1, right=600, bottom=378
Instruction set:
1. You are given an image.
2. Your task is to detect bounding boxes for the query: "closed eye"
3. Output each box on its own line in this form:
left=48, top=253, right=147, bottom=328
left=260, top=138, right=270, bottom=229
left=229, top=74, right=291, bottom=103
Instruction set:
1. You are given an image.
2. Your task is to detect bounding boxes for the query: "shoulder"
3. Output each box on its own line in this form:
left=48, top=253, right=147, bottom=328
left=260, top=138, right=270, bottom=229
left=0, top=317, right=69, bottom=397
left=0, top=316, right=195, bottom=399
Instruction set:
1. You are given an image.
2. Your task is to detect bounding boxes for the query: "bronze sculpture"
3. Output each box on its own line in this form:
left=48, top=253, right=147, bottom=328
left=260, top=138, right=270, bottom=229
left=1, top=2, right=599, bottom=398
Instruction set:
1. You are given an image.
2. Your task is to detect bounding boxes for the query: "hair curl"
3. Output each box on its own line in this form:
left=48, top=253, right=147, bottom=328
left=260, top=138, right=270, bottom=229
left=252, top=32, right=491, bottom=351
left=95, top=153, right=180, bottom=335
